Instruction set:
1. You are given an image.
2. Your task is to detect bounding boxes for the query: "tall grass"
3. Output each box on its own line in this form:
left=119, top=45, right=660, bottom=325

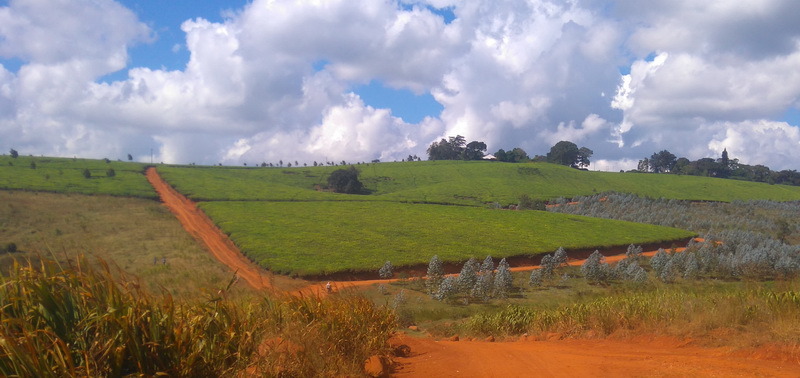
left=0, top=257, right=397, bottom=376
left=465, top=285, right=800, bottom=346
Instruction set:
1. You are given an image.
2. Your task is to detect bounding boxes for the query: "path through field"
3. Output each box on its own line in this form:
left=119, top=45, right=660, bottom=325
left=146, top=168, right=800, bottom=376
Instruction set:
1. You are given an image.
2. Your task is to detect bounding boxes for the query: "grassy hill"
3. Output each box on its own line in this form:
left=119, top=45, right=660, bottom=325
left=158, top=160, right=800, bottom=204
left=0, top=155, right=155, bottom=198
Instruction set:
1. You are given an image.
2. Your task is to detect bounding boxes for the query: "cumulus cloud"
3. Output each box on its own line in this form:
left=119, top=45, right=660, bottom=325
left=0, top=0, right=799, bottom=172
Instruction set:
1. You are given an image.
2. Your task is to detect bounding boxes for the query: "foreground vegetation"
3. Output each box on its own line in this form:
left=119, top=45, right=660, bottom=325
left=0, top=155, right=155, bottom=198
left=200, top=201, right=694, bottom=275
left=0, top=258, right=396, bottom=377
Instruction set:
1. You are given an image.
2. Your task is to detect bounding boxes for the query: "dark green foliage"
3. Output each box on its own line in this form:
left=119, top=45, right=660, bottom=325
left=29, top=161, right=36, bottom=169
left=517, top=194, right=545, bottom=210
left=9, top=149, right=18, bottom=158
left=327, top=166, right=364, bottom=194
left=546, top=141, right=592, bottom=168
left=107, top=168, right=116, bottom=177
left=127, top=154, right=133, bottom=161
left=649, top=150, right=677, bottom=173
left=427, top=135, right=487, bottom=161
left=82, top=169, right=91, bottom=179
left=495, top=148, right=529, bottom=162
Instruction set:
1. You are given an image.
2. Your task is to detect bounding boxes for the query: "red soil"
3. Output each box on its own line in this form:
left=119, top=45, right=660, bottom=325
left=392, top=334, right=800, bottom=377
left=146, top=167, right=275, bottom=290
left=146, top=168, right=800, bottom=376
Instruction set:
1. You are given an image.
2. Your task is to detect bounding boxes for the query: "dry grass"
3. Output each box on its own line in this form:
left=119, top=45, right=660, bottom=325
left=0, top=257, right=398, bottom=376
left=0, top=190, right=247, bottom=298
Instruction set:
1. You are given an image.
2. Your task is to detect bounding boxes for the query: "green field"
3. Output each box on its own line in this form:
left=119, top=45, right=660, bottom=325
left=158, top=160, right=800, bottom=204
left=200, top=201, right=695, bottom=275
left=0, top=155, right=155, bottom=198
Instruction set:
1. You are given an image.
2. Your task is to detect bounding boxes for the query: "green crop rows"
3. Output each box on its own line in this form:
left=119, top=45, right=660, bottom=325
left=0, top=156, right=155, bottom=198
left=200, top=201, right=696, bottom=276
left=159, top=160, right=800, bottom=204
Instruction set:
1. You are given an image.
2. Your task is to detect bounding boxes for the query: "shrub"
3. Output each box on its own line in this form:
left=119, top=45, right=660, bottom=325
left=107, top=168, right=116, bottom=177
left=426, top=255, right=444, bottom=295
left=494, top=258, right=513, bottom=298
left=529, top=269, right=543, bottom=287
left=434, top=276, right=459, bottom=302
left=581, top=250, right=612, bottom=284
left=5, top=242, right=17, bottom=253
left=327, top=166, right=364, bottom=194
left=457, top=258, right=479, bottom=294
left=378, top=261, right=393, bottom=279
left=82, top=168, right=91, bottom=179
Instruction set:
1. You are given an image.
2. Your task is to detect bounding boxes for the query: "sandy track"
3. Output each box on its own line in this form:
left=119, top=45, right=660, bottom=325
left=146, top=167, right=274, bottom=290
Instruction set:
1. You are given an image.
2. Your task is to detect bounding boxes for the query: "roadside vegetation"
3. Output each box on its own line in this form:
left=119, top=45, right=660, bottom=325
left=199, top=200, right=694, bottom=275
left=0, top=257, right=396, bottom=376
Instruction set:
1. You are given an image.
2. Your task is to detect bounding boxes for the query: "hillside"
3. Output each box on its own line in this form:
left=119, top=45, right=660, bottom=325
left=158, top=160, right=800, bottom=204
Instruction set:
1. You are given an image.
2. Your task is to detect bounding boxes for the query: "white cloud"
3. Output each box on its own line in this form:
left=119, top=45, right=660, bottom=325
left=0, top=0, right=799, bottom=174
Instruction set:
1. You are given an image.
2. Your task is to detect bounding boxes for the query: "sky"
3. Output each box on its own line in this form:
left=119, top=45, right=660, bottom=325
left=1, top=0, right=799, bottom=171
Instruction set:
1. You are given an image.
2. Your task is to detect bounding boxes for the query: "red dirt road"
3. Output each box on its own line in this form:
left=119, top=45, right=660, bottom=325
left=146, top=167, right=274, bottom=290
left=393, top=334, right=800, bottom=377
left=146, top=168, right=800, bottom=376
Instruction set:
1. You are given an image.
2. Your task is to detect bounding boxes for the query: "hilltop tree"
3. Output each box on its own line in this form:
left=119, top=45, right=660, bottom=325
left=9, top=149, right=18, bottom=158
left=327, top=166, right=364, bottom=194
left=649, top=150, right=677, bottom=173
left=463, top=141, right=487, bottom=160
left=546, top=141, right=592, bottom=168
left=127, top=153, right=133, bottom=161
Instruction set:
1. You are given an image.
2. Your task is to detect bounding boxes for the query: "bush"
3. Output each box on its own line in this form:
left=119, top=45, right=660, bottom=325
left=5, top=243, right=17, bottom=253
left=327, top=166, right=364, bottom=194
left=378, top=261, right=393, bottom=279
left=426, top=255, right=444, bottom=295
left=82, top=168, right=91, bottom=179
left=107, top=168, right=116, bottom=177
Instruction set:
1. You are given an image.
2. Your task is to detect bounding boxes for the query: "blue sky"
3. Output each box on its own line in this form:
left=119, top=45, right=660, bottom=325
left=1, top=0, right=799, bottom=169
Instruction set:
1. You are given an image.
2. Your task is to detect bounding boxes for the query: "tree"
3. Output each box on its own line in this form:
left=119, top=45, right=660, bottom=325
left=581, top=250, right=611, bottom=284
left=106, top=168, right=116, bottom=177
left=327, top=166, right=364, bottom=194
left=427, top=135, right=465, bottom=160
left=576, top=147, right=593, bottom=169
left=637, top=158, right=650, bottom=173
left=494, top=258, right=513, bottom=298
left=127, top=153, right=133, bottom=161
left=463, top=141, right=487, bottom=160
left=547, top=141, right=578, bottom=166
left=494, top=149, right=507, bottom=162
left=434, top=276, right=459, bottom=301
left=9, top=149, right=18, bottom=158
left=547, top=141, right=591, bottom=168
left=82, top=169, right=91, bottom=179
left=457, top=258, right=479, bottom=294
left=426, top=255, right=444, bottom=295
left=378, top=261, right=393, bottom=279
left=649, top=150, right=677, bottom=173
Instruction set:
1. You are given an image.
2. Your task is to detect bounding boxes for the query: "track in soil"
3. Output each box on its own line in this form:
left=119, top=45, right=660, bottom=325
left=146, top=167, right=800, bottom=376
left=146, top=167, right=275, bottom=290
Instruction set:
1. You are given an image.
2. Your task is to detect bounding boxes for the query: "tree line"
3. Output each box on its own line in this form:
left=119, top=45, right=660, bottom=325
left=636, top=148, right=800, bottom=186
left=426, top=136, right=593, bottom=169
